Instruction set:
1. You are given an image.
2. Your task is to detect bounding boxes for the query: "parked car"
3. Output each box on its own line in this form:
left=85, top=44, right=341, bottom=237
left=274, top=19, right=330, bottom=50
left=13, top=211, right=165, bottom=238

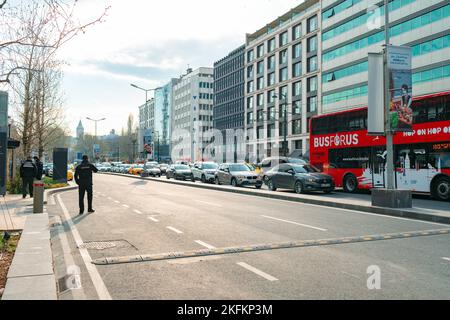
left=129, top=164, right=145, bottom=175
left=215, top=163, right=262, bottom=189
left=144, top=165, right=161, bottom=177
left=166, top=164, right=195, bottom=181
left=192, top=162, right=219, bottom=183
left=44, top=163, right=53, bottom=176
left=120, top=164, right=132, bottom=174
left=258, top=157, right=308, bottom=182
left=265, top=163, right=335, bottom=194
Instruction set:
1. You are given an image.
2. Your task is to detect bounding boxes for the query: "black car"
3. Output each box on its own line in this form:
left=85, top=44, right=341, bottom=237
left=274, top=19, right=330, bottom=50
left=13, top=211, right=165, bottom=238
left=265, top=164, right=334, bottom=194
left=166, top=165, right=195, bottom=182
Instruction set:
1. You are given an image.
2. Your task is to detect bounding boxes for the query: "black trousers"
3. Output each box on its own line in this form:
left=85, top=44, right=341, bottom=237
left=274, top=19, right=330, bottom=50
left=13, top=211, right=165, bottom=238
left=78, top=184, right=93, bottom=212
left=22, top=177, right=34, bottom=197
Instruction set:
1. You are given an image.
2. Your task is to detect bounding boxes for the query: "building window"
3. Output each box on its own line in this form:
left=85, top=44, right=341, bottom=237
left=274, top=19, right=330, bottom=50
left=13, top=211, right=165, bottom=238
left=247, top=65, right=254, bottom=78
left=268, top=90, right=275, bottom=104
left=307, top=96, right=317, bottom=113
left=247, top=80, right=254, bottom=93
left=257, top=44, right=265, bottom=58
left=307, top=76, right=317, bottom=92
left=293, top=100, right=301, bottom=115
left=247, top=50, right=254, bottom=63
left=257, top=93, right=264, bottom=106
left=268, top=107, right=275, bottom=121
left=280, top=85, right=288, bottom=100
left=307, top=56, right=318, bottom=73
left=268, top=72, right=275, bottom=87
left=293, top=62, right=302, bottom=77
left=257, top=110, right=264, bottom=122
left=280, top=67, right=288, bottom=82
left=257, top=126, right=264, bottom=139
left=279, top=49, right=288, bottom=65
left=307, top=15, right=318, bottom=33
left=267, top=123, right=275, bottom=138
left=247, top=96, right=254, bottom=109
left=268, top=38, right=276, bottom=52
left=293, top=119, right=302, bottom=134
left=293, top=43, right=302, bottom=59
left=268, top=55, right=276, bottom=70
left=247, top=112, right=254, bottom=125
left=293, top=81, right=302, bottom=96
left=257, top=77, right=264, bottom=90
left=257, top=60, right=264, bottom=74
left=293, top=23, right=302, bottom=40
left=280, top=31, right=288, bottom=47
left=307, top=35, right=317, bottom=52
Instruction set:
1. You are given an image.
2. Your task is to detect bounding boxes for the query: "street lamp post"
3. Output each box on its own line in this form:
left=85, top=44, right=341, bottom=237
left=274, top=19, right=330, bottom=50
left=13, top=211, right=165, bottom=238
left=86, top=117, right=106, bottom=160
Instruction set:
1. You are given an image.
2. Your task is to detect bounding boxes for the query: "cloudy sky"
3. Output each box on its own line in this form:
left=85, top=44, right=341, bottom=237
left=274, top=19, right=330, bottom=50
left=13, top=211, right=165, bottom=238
left=58, top=0, right=303, bottom=136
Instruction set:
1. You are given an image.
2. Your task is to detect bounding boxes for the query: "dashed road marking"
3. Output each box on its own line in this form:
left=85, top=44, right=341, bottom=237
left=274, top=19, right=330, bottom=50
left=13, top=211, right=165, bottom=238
left=442, top=257, right=450, bottom=261
left=133, top=209, right=143, bottom=215
left=166, top=226, right=183, bottom=234
left=148, top=217, right=159, bottom=222
left=195, top=240, right=216, bottom=250
left=195, top=200, right=223, bottom=208
left=237, top=262, right=278, bottom=282
left=261, top=215, right=327, bottom=232
left=114, top=200, right=120, bottom=204
left=122, top=204, right=130, bottom=208
left=92, top=228, right=450, bottom=266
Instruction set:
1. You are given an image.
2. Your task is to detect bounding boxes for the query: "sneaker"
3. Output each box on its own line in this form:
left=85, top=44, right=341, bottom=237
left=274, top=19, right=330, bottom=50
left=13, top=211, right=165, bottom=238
left=88, top=209, right=95, bottom=213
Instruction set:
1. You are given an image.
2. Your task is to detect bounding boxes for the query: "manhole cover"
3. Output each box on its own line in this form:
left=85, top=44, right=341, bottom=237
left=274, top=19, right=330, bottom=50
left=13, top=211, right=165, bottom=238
left=79, top=240, right=135, bottom=250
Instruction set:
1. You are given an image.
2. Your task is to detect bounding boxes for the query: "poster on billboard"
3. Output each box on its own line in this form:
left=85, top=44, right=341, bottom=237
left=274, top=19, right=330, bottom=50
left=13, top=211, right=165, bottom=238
left=387, top=45, right=413, bottom=132
left=93, top=144, right=101, bottom=159
left=143, top=129, right=152, bottom=154
left=368, top=52, right=385, bottom=135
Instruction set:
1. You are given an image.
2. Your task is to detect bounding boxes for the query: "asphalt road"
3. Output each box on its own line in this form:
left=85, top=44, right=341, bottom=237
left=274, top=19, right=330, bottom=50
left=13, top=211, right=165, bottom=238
left=48, top=174, right=450, bottom=300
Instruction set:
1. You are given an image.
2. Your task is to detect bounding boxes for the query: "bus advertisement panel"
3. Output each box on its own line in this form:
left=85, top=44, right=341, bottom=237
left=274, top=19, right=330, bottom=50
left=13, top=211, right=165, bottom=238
left=310, top=91, right=450, bottom=201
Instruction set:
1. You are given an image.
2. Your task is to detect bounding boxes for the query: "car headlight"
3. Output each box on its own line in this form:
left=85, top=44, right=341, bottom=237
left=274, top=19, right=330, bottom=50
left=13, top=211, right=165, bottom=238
left=307, top=178, right=316, bottom=183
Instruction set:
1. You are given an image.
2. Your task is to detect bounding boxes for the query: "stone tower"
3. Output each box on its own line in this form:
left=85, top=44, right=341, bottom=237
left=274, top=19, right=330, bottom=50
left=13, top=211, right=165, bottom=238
left=76, top=120, right=84, bottom=139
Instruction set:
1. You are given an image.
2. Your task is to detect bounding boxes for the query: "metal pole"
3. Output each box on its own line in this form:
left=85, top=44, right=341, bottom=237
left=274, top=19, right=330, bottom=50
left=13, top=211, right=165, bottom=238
left=284, top=102, right=288, bottom=157
left=384, top=0, right=395, bottom=190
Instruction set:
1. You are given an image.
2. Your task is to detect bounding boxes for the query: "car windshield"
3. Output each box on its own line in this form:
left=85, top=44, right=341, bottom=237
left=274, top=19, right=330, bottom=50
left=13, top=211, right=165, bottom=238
left=292, top=164, right=320, bottom=173
left=229, top=164, right=251, bottom=172
left=288, top=158, right=307, bottom=164
left=175, top=165, right=190, bottom=170
left=203, top=163, right=218, bottom=170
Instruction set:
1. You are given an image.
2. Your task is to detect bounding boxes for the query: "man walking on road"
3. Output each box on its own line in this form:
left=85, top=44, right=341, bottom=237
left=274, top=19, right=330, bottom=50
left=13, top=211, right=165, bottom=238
left=20, top=156, right=37, bottom=199
left=75, top=155, right=99, bottom=215
left=34, top=156, right=44, bottom=180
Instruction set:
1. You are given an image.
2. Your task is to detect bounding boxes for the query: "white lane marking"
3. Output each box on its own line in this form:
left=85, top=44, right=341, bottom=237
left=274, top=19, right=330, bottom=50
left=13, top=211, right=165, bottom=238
left=57, top=193, right=112, bottom=300
left=195, top=200, right=223, bottom=208
left=133, top=209, right=143, bottom=215
left=442, top=257, right=450, bottom=261
left=148, top=217, right=159, bottom=222
left=166, top=226, right=183, bottom=234
left=194, top=240, right=216, bottom=250
left=49, top=194, right=56, bottom=206
left=261, top=215, right=328, bottom=232
left=122, top=204, right=130, bottom=208
left=107, top=197, right=113, bottom=200
left=237, top=262, right=278, bottom=282
left=114, top=200, right=120, bottom=204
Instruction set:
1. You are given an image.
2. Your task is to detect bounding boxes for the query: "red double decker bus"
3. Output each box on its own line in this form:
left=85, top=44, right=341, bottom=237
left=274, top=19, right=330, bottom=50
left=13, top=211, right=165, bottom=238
left=310, top=91, right=450, bottom=201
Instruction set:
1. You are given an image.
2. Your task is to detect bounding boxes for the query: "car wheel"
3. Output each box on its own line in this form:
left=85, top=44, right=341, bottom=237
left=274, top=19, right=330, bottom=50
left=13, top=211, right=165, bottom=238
left=215, top=177, right=221, bottom=185
left=432, top=176, right=450, bottom=201
left=268, top=179, right=277, bottom=192
left=231, top=178, right=238, bottom=187
left=343, top=174, right=358, bottom=193
left=191, top=177, right=195, bottom=182
left=201, top=175, right=206, bottom=183
left=255, top=185, right=262, bottom=189
left=294, top=181, right=304, bottom=194
left=263, top=175, right=269, bottom=184
left=166, top=175, right=170, bottom=179
left=323, top=189, right=333, bottom=194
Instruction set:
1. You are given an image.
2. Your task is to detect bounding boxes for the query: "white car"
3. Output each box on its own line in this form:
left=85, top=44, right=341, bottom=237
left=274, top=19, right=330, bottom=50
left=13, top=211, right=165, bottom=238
left=192, top=162, right=219, bottom=183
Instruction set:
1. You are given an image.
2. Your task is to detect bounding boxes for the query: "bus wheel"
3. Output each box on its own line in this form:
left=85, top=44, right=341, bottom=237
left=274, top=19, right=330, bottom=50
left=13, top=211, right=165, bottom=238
left=343, top=174, right=358, bottom=193
left=432, top=177, right=450, bottom=201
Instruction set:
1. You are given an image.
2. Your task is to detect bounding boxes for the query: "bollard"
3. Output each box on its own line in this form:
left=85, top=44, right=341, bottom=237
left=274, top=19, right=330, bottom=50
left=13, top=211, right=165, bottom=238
left=33, top=180, right=45, bottom=213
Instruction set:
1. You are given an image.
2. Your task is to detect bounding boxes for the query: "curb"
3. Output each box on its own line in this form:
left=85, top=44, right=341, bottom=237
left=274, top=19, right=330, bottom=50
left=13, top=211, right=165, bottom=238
left=101, top=172, right=450, bottom=225
left=44, top=185, right=78, bottom=204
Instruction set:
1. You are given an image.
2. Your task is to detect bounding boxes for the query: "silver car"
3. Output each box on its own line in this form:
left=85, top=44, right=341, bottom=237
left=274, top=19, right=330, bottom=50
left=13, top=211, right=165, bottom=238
left=192, top=162, right=219, bottom=183
left=215, top=163, right=263, bottom=189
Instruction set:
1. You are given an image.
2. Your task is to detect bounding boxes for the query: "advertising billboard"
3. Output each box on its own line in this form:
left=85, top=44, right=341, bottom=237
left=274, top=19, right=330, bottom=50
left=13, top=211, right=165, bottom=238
left=368, top=52, right=385, bottom=135
left=143, top=129, right=152, bottom=154
left=387, top=45, right=413, bottom=132
left=0, top=91, right=8, bottom=196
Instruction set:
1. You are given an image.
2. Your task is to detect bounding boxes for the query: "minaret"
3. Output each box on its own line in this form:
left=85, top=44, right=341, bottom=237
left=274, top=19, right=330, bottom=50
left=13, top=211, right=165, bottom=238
left=76, top=120, right=84, bottom=139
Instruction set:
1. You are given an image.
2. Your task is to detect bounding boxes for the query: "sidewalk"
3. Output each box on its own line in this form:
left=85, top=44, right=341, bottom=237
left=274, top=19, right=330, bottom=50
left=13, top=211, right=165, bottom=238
left=0, top=195, right=34, bottom=231
left=105, top=173, right=450, bottom=225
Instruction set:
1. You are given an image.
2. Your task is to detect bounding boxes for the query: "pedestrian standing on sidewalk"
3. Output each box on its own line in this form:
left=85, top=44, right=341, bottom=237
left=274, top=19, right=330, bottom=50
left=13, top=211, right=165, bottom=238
left=75, top=155, right=99, bottom=215
left=34, top=156, right=44, bottom=180
left=20, top=156, right=37, bottom=199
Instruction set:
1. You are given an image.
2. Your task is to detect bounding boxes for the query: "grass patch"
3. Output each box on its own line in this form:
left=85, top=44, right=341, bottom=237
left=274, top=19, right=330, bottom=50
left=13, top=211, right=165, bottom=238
left=43, top=177, right=69, bottom=189
left=0, top=232, right=20, bottom=254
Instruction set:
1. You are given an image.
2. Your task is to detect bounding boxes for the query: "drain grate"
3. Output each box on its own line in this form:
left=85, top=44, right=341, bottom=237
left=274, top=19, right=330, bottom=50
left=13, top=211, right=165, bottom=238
left=79, top=240, right=135, bottom=251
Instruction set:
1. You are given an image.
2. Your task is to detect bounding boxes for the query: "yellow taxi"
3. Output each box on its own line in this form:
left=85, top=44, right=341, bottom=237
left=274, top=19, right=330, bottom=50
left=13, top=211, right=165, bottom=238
left=128, top=164, right=145, bottom=175
left=67, top=165, right=74, bottom=181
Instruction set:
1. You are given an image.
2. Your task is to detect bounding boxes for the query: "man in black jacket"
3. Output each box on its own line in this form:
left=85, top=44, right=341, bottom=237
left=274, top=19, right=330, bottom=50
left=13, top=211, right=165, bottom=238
left=34, top=156, right=44, bottom=180
left=20, top=156, right=37, bottom=199
left=75, top=155, right=99, bottom=215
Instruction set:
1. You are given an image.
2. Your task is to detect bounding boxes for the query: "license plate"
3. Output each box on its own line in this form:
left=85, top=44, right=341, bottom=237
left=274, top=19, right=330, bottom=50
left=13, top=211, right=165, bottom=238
left=321, top=184, right=331, bottom=188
